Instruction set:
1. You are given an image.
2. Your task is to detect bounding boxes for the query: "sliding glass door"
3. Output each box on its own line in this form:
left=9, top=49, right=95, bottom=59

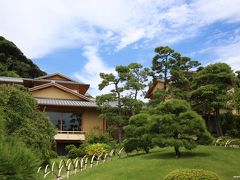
left=46, top=111, right=82, bottom=131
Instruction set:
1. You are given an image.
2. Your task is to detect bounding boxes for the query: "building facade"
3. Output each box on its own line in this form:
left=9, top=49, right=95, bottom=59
left=0, top=73, right=106, bottom=155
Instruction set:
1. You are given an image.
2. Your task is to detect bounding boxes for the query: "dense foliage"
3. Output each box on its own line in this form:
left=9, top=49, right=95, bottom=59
left=149, top=99, right=213, bottom=157
left=66, top=132, right=116, bottom=158
left=95, top=45, right=240, bottom=156
left=164, top=169, right=219, bottom=180
left=220, top=113, right=240, bottom=138
left=87, top=132, right=116, bottom=148
left=191, top=63, right=235, bottom=136
left=65, top=144, right=86, bottom=159
left=85, top=143, right=110, bottom=156
left=124, top=113, right=152, bottom=153
left=0, top=36, right=46, bottom=78
left=0, top=84, right=56, bottom=164
left=0, top=137, right=39, bottom=180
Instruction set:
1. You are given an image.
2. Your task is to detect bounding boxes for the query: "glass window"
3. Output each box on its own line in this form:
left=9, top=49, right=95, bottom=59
left=46, top=111, right=82, bottom=131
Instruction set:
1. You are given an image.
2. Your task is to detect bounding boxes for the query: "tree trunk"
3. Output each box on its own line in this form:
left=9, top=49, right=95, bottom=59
left=215, top=108, right=223, bottom=136
left=164, top=57, right=168, bottom=91
left=144, top=147, right=149, bottom=154
left=174, top=146, right=180, bottom=158
left=206, top=112, right=210, bottom=131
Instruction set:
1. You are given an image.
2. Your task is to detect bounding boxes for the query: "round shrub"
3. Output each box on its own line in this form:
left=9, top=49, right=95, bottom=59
left=164, top=169, right=220, bottom=180
left=85, top=143, right=110, bottom=156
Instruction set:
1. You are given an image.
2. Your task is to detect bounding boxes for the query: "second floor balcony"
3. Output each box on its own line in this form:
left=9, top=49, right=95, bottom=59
left=54, top=130, right=86, bottom=141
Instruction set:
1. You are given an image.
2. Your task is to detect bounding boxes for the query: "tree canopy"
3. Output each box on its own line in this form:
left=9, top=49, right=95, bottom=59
left=191, top=63, right=235, bottom=136
left=0, top=84, right=56, bottom=164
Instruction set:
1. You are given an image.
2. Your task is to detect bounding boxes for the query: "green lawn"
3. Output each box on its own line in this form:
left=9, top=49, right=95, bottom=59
left=68, top=146, right=240, bottom=180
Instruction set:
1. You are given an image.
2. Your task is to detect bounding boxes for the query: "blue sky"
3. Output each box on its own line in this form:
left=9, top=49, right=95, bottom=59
left=1, top=0, right=240, bottom=95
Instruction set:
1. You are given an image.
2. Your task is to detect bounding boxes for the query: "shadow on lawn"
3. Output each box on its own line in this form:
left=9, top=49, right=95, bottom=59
left=122, top=149, right=168, bottom=159
left=143, top=150, right=211, bottom=160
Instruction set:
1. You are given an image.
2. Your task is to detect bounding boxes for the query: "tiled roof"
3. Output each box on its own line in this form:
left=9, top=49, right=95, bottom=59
left=0, top=76, right=23, bottom=83
left=36, top=98, right=98, bottom=107
left=36, top=98, right=118, bottom=107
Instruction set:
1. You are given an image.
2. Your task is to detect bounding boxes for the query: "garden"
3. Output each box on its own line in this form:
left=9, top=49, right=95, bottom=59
left=1, top=43, right=240, bottom=180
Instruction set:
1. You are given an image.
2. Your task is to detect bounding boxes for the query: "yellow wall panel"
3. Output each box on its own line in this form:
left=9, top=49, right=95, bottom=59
left=32, top=86, right=81, bottom=100
left=82, top=109, right=104, bottom=133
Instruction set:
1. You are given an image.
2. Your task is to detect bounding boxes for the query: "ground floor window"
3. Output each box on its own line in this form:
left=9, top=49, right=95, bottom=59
left=46, top=111, right=82, bottom=131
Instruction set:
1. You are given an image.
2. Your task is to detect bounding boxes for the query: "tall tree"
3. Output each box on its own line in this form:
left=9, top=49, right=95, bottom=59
left=125, top=63, right=150, bottom=99
left=97, top=63, right=149, bottom=142
left=191, top=63, right=235, bottom=136
left=123, top=63, right=150, bottom=115
left=97, top=66, right=129, bottom=142
left=170, top=56, right=201, bottom=100
left=152, top=46, right=180, bottom=91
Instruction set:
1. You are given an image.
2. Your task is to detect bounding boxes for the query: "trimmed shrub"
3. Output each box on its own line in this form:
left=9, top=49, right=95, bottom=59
left=0, top=137, right=39, bottom=180
left=85, top=143, right=110, bottom=156
left=123, top=113, right=152, bottom=153
left=123, top=138, right=140, bottom=153
left=164, top=169, right=220, bottom=180
left=87, top=132, right=116, bottom=148
left=65, top=144, right=86, bottom=159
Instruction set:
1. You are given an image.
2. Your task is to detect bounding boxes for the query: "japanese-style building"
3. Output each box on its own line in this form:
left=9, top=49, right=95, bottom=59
left=0, top=73, right=106, bottom=155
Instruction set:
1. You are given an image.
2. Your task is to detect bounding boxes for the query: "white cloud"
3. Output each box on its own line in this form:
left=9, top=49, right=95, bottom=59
left=213, top=36, right=240, bottom=71
left=1, top=0, right=240, bottom=94
left=192, top=0, right=240, bottom=24
left=1, top=0, right=240, bottom=59
left=74, top=46, right=115, bottom=96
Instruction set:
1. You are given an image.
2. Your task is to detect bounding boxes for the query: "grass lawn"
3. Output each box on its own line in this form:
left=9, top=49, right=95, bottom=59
left=68, top=146, right=240, bottom=180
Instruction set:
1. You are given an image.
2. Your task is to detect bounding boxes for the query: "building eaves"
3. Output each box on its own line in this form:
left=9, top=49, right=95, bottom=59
left=0, top=76, right=23, bottom=83
left=36, top=98, right=98, bottom=107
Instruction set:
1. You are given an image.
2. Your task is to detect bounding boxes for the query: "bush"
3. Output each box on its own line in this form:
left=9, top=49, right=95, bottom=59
left=48, top=150, right=58, bottom=159
left=220, top=113, right=240, bottom=138
left=85, top=143, right=110, bottom=156
left=0, top=85, right=56, bottom=165
left=123, top=138, right=139, bottom=153
left=164, top=169, right=220, bottom=180
left=65, top=144, right=86, bottom=159
left=87, top=132, right=116, bottom=148
left=0, top=137, right=39, bottom=180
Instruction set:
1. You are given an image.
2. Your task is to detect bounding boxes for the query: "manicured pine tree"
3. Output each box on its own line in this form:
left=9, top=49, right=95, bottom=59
left=149, top=99, right=213, bottom=158
left=123, top=113, right=152, bottom=153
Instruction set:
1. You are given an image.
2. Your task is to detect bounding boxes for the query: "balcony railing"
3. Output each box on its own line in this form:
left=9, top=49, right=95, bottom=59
left=54, top=130, right=86, bottom=141
left=57, top=130, right=86, bottom=134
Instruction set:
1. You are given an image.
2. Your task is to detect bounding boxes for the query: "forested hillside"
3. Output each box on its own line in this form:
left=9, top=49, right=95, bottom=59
left=0, top=36, right=46, bottom=78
